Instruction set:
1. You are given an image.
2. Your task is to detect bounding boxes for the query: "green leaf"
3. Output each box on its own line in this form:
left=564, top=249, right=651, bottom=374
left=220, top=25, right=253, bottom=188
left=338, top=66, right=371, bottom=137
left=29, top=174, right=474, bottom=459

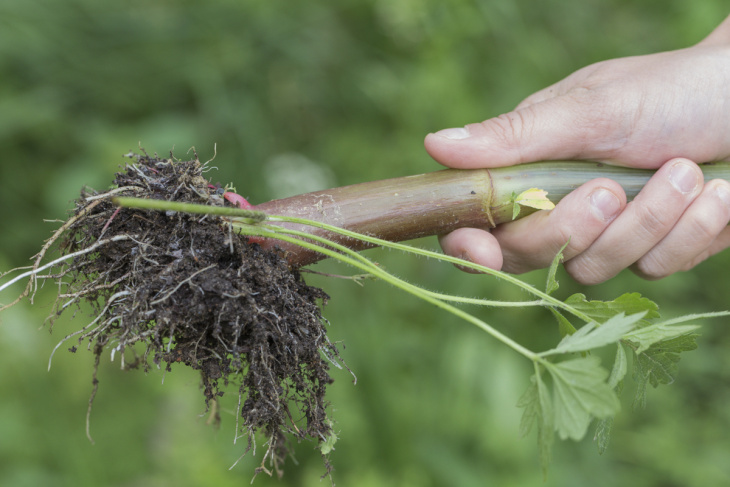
left=510, top=188, right=556, bottom=221
left=628, top=311, right=730, bottom=353
left=593, top=343, right=628, bottom=454
left=517, top=369, right=553, bottom=477
left=593, top=417, right=614, bottom=455
left=632, top=334, right=699, bottom=409
left=653, top=310, right=730, bottom=326
left=517, top=379, right=539, bottom=437
left=545, top=241, right=569, bottom=295
left=511, top=191, right=520, bottom=220
left=319, top=419, right=338, bottom=455
left=515, top=188, right=556, bottom=211
left=546, top=357, right=620, bottom=440
left=541, top=312, right=645, bottom=356
left=607, top=342, right=628, bottom=390
left=550, top=308, right=578, bottom=338
left=624, top=321, right=701, bottom=354
left=534, top=372, right=553, bottom=477
left=565, top=292, right=660, bottom=324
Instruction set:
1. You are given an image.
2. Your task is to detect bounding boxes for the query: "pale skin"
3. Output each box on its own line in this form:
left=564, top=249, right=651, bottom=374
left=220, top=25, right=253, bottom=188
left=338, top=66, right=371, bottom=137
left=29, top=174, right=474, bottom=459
left=425, top=14, right=730, bottom=285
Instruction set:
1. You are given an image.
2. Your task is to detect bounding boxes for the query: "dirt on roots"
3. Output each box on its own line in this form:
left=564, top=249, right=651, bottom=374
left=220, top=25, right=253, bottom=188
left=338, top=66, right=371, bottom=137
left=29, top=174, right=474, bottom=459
left=42, top=151, right=346, bottom=478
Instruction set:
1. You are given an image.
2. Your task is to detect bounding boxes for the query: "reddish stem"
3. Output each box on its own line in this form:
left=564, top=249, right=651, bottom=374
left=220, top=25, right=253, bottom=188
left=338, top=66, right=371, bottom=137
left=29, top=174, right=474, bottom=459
left=223, top=192, right=255, bottom=210
left=252, top=161, right=730, bottom=267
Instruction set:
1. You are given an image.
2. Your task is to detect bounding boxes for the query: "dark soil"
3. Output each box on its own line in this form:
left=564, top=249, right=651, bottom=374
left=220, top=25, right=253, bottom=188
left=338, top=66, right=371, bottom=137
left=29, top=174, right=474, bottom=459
left=50, top=151, right=345, bottom=477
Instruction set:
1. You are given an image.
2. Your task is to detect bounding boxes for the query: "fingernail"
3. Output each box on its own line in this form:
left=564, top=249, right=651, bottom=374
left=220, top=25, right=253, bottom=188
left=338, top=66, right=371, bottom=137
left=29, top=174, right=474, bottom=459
left=715, top=183, right=730, bottom=207
left=669, top=162, right=700, bottom=194
left=590, top=188, right=621, bottom=221
left=455, top=252, right=475, bottom=273
left=434, top=127, right=471, bottom=140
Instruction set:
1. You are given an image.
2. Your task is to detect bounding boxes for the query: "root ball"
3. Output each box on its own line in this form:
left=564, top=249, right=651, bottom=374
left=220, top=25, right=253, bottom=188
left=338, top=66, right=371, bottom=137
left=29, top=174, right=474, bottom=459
left=50, top=151, right=344, bottom=476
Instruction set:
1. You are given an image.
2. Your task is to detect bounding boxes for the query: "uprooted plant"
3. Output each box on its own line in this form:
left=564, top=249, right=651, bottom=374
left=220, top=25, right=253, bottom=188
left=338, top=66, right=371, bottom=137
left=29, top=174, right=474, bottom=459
left=1, top=151, right=729, bottom=478
left=0, top=152, right=348, bottom=479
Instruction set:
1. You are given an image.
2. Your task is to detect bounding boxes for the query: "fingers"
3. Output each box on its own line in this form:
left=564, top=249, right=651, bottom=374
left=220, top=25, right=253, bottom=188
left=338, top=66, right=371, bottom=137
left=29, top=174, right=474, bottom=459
left=439, top=159, right=730, bottom=284
left=682, top=226, right=730, bottom=270
left=564, top=159, right=709, bottom=284
left=426, top=44, right=730, bottom=171
left=490, top=179, right=625, bottom=274
left=424, top=97, right=579, bottom=169
left=424, top=91, right=624, bottom=169
left=513, top=80, right=564, bottom=110
left=438, top=228, right=503, bottom=273
left=630, top=179, right=730, bottom=279
left=438, top=178, right=626, bottom=273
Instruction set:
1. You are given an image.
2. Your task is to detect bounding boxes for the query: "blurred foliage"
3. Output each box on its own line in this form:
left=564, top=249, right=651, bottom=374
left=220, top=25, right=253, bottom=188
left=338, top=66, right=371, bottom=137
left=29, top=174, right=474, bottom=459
left=1, top=0, right=730, bottom=486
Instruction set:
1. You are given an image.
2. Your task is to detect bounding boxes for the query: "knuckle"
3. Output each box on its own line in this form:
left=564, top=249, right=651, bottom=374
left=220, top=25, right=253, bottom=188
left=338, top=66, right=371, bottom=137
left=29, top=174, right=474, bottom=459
left=494, top=231, right=568, bottom=273
left=634, top=212, right=726, bottom=280
left=480, top=112, right=531, bottom=150
left=500, top=260, right=531, bottom=275
left=680, top=252, right=709, bottom=272
left=631, top=256, right=670, bottom=280
left=564, top=258, right=611, bottom=286
left=559, top=229, right=595, bottom=259
left=687, top=211, right=722, bottom=244
left=498, top=244, right=539, bottom=275
left=633, top=204, right=674, bottom=240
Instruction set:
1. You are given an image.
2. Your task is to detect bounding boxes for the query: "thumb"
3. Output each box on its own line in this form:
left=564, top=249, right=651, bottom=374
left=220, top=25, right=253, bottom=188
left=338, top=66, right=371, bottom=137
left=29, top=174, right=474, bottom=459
left=697, top=14, right=730, bottom=46
left=424, top=94, right=608, bottom=169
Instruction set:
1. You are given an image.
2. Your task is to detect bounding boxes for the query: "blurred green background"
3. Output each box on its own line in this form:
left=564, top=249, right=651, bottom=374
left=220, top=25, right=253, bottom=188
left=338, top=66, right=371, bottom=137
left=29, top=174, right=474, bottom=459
left=2, top=1, right=730, bottom=486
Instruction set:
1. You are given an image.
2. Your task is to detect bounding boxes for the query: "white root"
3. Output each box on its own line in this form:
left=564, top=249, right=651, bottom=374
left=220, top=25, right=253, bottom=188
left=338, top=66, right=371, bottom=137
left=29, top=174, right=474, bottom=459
left=0, top=199, right=104, bottom=311
left=150, top=264, right=216, bottom=305
left=47, top=290, right=131, bottom=371
left=0, top=235, right=135, bottom=295
left=84, top=185, right=145, bottom=202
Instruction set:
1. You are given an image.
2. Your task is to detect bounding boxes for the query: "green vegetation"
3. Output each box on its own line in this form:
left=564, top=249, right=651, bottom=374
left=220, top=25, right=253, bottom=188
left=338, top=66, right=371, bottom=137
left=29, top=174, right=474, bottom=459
left=2, top=1, right=730, bottom=486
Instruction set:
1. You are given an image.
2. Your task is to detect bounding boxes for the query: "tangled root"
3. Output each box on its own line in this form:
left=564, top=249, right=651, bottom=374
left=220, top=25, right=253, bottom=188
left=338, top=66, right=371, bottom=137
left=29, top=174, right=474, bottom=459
left=23, top=151, right=347, bottom=477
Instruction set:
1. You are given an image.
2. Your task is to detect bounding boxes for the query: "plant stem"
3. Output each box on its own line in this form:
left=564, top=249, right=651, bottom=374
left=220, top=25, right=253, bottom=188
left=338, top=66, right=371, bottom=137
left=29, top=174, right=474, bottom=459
left=249, top=221, right=546, bottom=308
left=235, top=223, right=542, bottom=361
left=112, top=197, right=267, bottom=222
left=254, top=161, right=730, bottom=266
left=108, top=195, right=589, bottom=321
left=257, top=217, right=594, bottom=323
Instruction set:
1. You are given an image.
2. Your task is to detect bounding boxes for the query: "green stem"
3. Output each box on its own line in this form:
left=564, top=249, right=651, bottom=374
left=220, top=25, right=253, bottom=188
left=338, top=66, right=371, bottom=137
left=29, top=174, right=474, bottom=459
left=249, top=222, right=543, bottom=308
left=110, top=196, right=593, bottom=322
left=112, top=196, right=267, bottom=222
left=260, top=215, right=594, bottom=323
left=236, top=223, right=542, bottom=361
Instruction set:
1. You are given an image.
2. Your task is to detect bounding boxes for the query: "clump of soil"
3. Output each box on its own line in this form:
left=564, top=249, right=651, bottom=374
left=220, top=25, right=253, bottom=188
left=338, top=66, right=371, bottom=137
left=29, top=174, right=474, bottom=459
left=44, top=151, right=346, bottom=477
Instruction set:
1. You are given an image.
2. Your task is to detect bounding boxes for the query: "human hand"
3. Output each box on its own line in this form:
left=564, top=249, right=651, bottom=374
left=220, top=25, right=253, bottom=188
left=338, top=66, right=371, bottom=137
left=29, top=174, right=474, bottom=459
left=425, top=16, right=730, bottom=284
